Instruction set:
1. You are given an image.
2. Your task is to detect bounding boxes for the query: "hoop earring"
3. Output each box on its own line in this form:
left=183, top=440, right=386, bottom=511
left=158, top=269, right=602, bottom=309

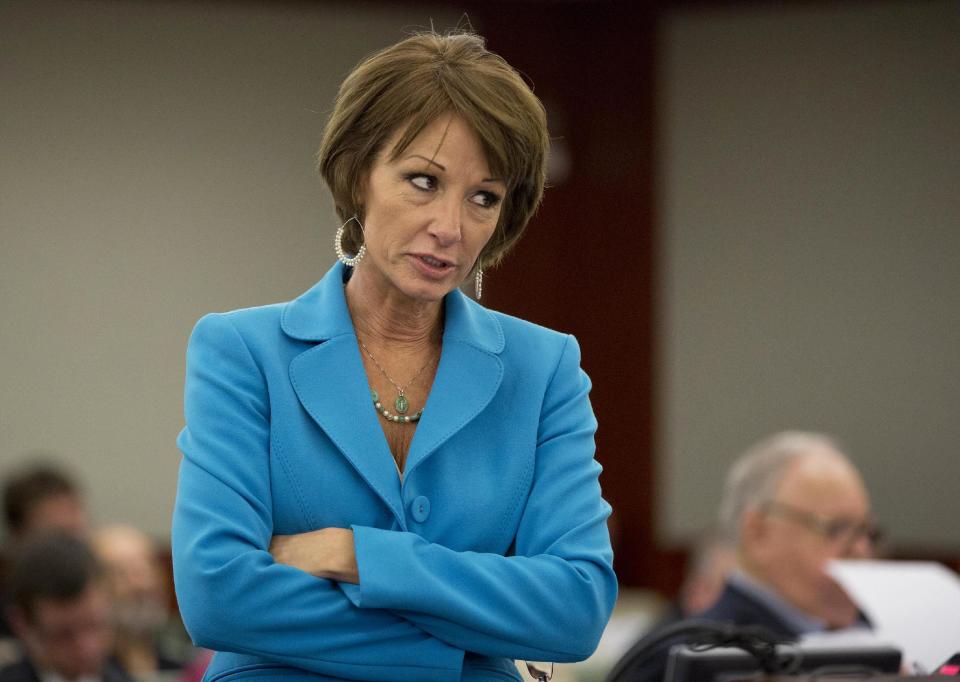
left=474, top=266, right=484, bottom=300
left=334, top=216, right=365, bottom=267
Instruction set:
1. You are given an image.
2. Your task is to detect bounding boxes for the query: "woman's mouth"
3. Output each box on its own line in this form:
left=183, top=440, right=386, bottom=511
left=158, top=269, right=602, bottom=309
left=410, top=253, right=454, bottom=279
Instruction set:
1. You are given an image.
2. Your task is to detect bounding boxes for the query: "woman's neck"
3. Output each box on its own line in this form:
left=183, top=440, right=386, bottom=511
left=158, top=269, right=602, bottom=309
left=345, top=267, right=443, bottom=350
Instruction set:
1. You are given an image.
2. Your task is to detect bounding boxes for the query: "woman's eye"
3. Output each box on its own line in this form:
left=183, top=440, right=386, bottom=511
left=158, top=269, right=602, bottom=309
left=471, top=191, right=502, bottom=209
left=407, top=174, right=435, bottom=191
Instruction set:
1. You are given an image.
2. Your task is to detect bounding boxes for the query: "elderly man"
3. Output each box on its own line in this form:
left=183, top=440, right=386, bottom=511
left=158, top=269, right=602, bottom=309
left=609, top=431, right=879, bottom=681
left=705, top=430, right=878, bottom=633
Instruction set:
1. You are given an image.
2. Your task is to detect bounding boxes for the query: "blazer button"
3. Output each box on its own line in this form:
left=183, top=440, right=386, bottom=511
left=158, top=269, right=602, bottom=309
left=410, top=495, right=430, bottom=523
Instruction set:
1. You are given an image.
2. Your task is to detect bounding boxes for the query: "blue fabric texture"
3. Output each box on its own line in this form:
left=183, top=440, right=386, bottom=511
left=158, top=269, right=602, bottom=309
left=172, top=262, right=617, bottom=681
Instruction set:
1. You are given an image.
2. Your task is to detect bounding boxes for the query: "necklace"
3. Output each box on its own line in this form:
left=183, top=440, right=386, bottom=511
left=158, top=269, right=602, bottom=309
left=357, top=337, right=438, bottom=424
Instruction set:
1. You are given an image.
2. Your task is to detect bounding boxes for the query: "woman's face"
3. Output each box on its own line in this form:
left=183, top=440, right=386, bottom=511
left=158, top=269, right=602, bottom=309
left=356, top=113, right=505, bottom=303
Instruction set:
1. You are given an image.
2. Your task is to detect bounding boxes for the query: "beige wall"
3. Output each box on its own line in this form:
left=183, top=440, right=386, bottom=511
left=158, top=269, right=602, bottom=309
left=4, top=0, right=959, bottom=553
left=0, top=0, right=460, bottom=538
left=658, top=0, right=960, bottom=548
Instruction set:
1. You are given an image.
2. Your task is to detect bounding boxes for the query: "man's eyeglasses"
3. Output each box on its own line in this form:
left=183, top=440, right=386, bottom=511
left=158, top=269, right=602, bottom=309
left=760, top=500, right=883, bottom=548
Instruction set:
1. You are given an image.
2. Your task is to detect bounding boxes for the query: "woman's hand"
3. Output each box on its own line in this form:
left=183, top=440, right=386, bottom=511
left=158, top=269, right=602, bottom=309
left=269, top=528, right=359, bottom=584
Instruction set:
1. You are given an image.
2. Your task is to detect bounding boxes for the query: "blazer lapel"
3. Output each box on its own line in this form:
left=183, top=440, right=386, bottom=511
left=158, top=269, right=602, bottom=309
left=283, top=263, right=405, bottom=527
left=281, top=265, right=505, bottom=517
left=404, top=288, right=504, bottom=479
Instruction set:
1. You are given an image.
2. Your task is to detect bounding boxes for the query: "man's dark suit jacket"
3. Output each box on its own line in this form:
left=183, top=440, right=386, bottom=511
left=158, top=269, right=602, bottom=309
left=0, top=656, right=134, bottom=682
left=609, top=579, right=802, bottom=682
left=696, top=579, right=801, bottom=639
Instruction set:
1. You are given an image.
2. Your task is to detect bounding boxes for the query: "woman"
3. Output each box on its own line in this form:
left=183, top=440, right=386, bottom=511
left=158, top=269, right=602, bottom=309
left=171, top=30, right=617, bottom=682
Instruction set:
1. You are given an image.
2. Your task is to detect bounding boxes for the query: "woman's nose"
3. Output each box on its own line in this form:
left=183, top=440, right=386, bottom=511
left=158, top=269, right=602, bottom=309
left=428, top=197, right=462, bottom=245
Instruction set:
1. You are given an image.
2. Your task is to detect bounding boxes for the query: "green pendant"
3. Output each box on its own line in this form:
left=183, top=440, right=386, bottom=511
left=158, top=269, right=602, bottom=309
left=395, top=394, right=409, bottom=414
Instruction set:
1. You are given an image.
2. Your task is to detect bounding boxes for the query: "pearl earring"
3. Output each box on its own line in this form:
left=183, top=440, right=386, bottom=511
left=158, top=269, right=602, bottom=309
left=334, top=216, right=365, bottom=267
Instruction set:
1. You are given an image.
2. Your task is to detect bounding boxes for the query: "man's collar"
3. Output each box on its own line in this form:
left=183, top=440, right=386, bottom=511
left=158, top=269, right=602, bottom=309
left=729, top=570, right=828, bottom=634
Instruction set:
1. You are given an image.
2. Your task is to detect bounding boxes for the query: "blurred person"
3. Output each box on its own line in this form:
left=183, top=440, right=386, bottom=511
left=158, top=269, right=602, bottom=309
left=671, top=530, right=736, bottom=623
left=173, top=650, right=211, bottom=682
left=635, top=529, right=736, bottom=652
left=172, top=28, right=616, bottom=682
left=0, top=530, right=133, bottom=682
left=91, top=526, right=187, bottom=681
left=2, top=463, right=89, bottom=547
left=608, top=431, right=879, bottom=681
left=712, top=431, right=877, bottom=632
left=2, top=463, right=91, bottom=641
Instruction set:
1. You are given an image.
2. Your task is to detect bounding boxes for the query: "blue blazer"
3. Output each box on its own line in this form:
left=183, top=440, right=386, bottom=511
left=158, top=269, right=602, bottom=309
left=172, top=262, right=617, bottom=682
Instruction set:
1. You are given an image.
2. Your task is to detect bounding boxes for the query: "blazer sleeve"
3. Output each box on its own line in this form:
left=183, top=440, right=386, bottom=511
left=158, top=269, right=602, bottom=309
left=338, top=334, right=618, bottom=663
left=171, top=313, right=464, bottom=682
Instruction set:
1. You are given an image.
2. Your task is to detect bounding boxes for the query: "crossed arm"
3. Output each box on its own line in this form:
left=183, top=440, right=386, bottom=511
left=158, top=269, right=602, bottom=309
left=172, top=313, right=616, bottom=679
left=269, top=528, right=359, bottom=583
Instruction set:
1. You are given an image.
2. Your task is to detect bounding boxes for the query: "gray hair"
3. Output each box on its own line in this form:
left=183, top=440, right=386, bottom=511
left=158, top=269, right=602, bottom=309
left=717, top=431, right=846, bottom=544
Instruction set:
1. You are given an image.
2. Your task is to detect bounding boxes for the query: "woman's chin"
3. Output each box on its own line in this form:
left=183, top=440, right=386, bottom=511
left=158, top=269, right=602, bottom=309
left=392, top=267, right=460, bottom=303
left=353, top=264, right=453, bottom=304
left=394, top=277, right=453, bottom=304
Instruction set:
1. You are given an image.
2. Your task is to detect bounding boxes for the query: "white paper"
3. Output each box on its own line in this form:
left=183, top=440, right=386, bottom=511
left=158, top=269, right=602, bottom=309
left=828, top=559, right=960, bottom=672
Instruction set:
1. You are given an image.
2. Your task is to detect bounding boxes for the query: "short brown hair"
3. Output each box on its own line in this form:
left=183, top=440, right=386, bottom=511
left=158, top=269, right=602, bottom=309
left=318, top=30, right=549, bottom=269
left=11, top=530, right=103, bottom=621
left=2, top=462, right=79, bottom=537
